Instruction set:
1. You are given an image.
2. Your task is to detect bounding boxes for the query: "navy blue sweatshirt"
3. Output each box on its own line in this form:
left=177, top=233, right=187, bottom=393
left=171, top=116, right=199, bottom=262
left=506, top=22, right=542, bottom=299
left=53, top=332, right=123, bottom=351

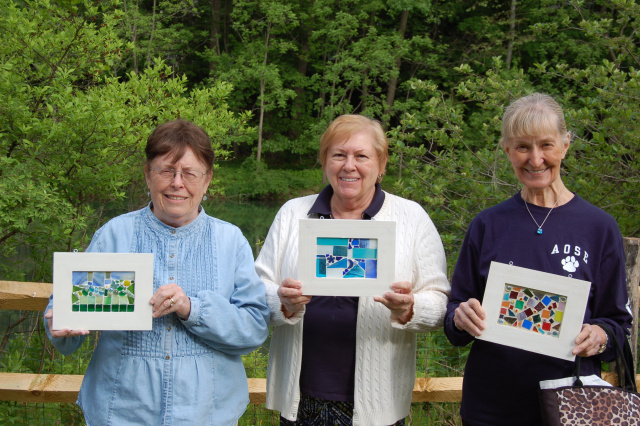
left=444, top=192, right=632, bottom=426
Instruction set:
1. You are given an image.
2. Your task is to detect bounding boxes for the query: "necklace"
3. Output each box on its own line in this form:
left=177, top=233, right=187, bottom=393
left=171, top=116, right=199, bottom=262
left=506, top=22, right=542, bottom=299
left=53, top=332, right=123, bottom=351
left=523, top=191, right=562, bottom=235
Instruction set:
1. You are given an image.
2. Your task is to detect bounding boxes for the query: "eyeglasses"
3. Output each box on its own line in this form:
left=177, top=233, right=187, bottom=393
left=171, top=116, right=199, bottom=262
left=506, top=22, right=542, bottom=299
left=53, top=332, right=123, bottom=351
left=150, top=168, right=207, bottom=183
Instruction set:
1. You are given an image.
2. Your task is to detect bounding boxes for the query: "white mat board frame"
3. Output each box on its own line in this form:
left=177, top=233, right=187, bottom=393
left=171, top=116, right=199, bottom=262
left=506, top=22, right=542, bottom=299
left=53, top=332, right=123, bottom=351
left=477, top=261, right=591, bottom=361
left=298, top=219, right=396, bottom=297
left=53, top=252, right=154, bottom=330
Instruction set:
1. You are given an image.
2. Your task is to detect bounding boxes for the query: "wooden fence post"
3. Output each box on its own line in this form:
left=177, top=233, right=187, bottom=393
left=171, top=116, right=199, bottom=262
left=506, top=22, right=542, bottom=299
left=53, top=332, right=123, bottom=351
left=623, top=237, right=640, bottom=371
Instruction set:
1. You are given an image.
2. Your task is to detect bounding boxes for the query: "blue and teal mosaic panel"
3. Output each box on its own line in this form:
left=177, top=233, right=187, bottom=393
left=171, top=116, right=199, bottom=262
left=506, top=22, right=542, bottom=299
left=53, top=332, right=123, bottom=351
left=316, top=238, right=378, bottom=279
left=72, top=271, right=136, bottom=312
left=498, top=284, right=566, bottom=338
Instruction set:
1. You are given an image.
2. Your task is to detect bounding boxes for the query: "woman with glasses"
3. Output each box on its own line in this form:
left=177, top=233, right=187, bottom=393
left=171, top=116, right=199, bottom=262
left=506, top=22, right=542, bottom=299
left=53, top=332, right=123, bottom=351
left=44, top=119, right=270, bottom=425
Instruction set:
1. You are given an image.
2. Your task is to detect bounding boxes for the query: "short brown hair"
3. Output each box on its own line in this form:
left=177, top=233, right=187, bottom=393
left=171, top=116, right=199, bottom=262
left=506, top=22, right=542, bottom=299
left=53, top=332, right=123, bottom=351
left=319, top=115, right=388, bottom=178
left=145, top=119, right=215, bottom=171
left=500, top=93, right=568, bottom=147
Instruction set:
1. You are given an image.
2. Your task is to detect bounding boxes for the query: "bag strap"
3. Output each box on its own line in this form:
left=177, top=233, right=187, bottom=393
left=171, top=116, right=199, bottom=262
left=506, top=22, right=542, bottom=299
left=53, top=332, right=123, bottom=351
left=573, top=357, right=584, bottom=387
left=597, top=322, right=638, bottom=393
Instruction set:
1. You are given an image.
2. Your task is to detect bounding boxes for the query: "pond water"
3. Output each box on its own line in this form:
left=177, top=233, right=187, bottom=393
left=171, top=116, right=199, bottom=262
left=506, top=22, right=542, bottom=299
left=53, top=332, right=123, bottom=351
left=203, top=199, right=281, bottom=258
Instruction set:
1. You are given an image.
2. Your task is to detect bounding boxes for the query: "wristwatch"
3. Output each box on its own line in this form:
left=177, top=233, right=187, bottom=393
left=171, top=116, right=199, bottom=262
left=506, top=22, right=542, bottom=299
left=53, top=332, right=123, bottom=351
left=596, top=331, right=609, bottom=354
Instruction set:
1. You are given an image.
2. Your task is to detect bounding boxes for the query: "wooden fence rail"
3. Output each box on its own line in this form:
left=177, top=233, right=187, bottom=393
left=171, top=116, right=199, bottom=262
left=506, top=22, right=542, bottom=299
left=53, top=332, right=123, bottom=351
left=1, top=237, right=639, bottom=405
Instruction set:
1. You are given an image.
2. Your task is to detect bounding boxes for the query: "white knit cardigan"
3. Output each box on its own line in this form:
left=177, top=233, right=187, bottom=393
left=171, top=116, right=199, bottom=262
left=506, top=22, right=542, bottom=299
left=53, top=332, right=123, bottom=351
left=255, top=192, right=450, bottom=426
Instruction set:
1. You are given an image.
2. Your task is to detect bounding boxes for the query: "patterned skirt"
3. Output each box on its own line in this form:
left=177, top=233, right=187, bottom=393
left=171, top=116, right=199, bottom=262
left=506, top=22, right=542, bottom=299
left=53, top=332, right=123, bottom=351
left=280, top=393, right=406, bottom=426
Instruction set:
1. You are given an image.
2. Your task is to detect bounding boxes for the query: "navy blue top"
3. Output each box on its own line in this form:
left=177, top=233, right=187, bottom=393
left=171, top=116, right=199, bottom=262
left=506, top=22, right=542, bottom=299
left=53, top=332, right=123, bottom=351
left=299, top=184, right=385, bottom=401
left=444, top=192, right=632, bottom=426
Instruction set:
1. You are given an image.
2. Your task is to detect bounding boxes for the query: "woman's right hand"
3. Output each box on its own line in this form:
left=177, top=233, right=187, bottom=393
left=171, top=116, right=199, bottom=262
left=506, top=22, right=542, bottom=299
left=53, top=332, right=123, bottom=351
left=453, top=298, right=486, bottom=337
left=44, top=309, right=90, bottom=338
left=278, top=278, right=311, bottom=318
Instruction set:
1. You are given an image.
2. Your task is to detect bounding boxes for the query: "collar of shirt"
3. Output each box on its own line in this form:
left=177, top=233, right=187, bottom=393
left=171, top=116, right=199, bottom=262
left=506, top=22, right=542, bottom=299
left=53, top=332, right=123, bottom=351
left=307, top=183, right=385, bottom=219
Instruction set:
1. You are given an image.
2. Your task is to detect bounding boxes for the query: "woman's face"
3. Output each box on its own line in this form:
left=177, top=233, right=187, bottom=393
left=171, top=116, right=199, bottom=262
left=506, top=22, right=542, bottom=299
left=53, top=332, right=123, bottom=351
left=145, top=148, right=212, bottom=228
left=324, top=130, right=383, bottom=207
left=504, top=131, right=570, bottom=193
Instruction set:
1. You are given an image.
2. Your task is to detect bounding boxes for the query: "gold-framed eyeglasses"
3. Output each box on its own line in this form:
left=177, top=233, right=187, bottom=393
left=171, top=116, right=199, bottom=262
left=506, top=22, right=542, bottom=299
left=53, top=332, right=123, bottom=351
left=150, top=168, right=207, bottom=183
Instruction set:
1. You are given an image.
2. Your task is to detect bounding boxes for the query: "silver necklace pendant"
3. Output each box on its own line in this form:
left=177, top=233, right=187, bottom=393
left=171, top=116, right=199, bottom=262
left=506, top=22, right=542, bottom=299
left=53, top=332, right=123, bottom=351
left=524, top=190, right=562, bottom=235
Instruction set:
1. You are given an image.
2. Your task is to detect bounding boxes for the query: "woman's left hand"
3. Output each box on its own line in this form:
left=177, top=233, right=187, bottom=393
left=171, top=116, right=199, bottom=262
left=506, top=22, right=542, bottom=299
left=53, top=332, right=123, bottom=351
left=374, top=281, right=414, bottom=325
left=150, top=283, right=191, bottom=320
left=573, top=323, right=607, bottom=357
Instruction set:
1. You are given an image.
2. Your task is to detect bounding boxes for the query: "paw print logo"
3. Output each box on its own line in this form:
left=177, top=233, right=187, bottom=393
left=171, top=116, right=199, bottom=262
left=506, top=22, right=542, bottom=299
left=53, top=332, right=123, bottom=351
left=562, top=256, right=579, bottom=273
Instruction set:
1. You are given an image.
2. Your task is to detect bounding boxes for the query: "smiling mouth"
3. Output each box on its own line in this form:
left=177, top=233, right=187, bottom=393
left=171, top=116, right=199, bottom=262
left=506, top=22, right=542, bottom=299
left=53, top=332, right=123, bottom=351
left=340, top=177, right=359, bottom=182
left=527, top=169, right=547, bottom=175
left=165, top=195, right=188, bottom=200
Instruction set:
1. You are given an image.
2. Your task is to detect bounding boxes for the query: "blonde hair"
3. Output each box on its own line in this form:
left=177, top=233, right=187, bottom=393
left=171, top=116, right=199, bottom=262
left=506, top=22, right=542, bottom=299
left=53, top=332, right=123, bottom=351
left=319, top=115, right=388, bottom=180
left=500, top=93, right=568, bottom=147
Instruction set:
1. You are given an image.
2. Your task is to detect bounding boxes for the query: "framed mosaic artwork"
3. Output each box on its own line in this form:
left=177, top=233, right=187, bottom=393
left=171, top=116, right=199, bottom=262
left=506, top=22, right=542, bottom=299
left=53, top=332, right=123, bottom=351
left=52, top=252, right=154, bottom=330
left=476, top=261, right=591, bottom=361
left=298, top=219, right=396, bottom=297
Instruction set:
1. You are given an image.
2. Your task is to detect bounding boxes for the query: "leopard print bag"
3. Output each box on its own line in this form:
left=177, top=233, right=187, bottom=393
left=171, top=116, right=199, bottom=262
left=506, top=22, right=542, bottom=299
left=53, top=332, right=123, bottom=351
left=539, top=323, right=639, bottom=426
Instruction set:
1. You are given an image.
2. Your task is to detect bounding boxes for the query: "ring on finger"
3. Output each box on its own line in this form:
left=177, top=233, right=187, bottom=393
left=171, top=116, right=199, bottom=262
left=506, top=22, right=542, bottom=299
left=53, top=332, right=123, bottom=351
left=170, top=298, right=175, bottom=307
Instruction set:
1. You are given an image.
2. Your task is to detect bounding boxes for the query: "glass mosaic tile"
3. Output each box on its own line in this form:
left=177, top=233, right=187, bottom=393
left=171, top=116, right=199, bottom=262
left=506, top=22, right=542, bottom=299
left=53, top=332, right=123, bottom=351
left=496, top=284, right=567, bottom=338
left=316, top=237, right=378, bottom=279
left=72, top=271, right=136, bottom=312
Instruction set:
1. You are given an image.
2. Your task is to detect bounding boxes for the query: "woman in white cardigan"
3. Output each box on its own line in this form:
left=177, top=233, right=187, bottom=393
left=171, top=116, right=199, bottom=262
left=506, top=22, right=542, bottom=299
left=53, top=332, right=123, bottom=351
left=255, top=114, right=450, bottom=426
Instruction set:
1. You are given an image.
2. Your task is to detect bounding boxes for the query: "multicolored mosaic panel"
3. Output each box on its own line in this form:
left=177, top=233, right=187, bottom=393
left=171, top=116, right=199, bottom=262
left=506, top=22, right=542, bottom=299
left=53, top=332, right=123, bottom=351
left=316, top=238, right=378, bottom=279
left=72, top=271, right=136, bottom=312
left=498, top=284, right=567, bottom=338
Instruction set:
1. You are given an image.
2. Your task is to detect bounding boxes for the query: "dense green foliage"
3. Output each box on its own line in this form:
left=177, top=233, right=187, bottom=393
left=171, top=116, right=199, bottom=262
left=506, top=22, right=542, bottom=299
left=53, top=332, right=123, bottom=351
left=0, top=0, right=252, bottom=280
left=1, top=2, right=639, bottom=424
left=2, top=0, right=637, bottom=280
left=388, top=0, right=640, bottom=264
left=3, top=1, right=638, bottom=277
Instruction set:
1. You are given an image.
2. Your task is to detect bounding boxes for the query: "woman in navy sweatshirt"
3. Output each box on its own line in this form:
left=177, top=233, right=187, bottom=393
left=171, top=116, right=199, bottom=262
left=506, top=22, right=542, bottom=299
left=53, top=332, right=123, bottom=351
left=444, top=93, right=632, bottom=426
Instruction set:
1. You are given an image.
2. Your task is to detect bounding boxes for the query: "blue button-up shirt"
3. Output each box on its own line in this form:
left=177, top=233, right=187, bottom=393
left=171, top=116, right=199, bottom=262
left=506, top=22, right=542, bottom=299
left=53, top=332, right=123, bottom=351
left=46, top=205, right=270, bottom=425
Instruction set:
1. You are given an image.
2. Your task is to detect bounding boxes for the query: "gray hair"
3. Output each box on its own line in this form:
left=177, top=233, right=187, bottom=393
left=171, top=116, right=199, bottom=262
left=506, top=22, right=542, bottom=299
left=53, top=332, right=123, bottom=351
left=500, top=93, right=568, bottom=147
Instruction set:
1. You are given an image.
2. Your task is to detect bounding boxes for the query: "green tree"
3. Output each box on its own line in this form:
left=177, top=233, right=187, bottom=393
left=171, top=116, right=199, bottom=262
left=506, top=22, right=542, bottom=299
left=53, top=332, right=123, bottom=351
left=117, top=0, right=202, bottom=77
left=388, top=0, right=640, bottom=271
left=532, top=0, right=640, bottom=235
left=215, top=0, right=298, bottom=164
left=0, top=0, right=250, bottom=281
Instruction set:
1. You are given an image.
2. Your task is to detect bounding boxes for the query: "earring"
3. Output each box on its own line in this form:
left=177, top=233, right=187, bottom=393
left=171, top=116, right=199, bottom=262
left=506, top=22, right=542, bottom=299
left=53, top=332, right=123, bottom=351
left=202, top=195, right=208, bottom=201
left=147, top=191, right=150, bottom=197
